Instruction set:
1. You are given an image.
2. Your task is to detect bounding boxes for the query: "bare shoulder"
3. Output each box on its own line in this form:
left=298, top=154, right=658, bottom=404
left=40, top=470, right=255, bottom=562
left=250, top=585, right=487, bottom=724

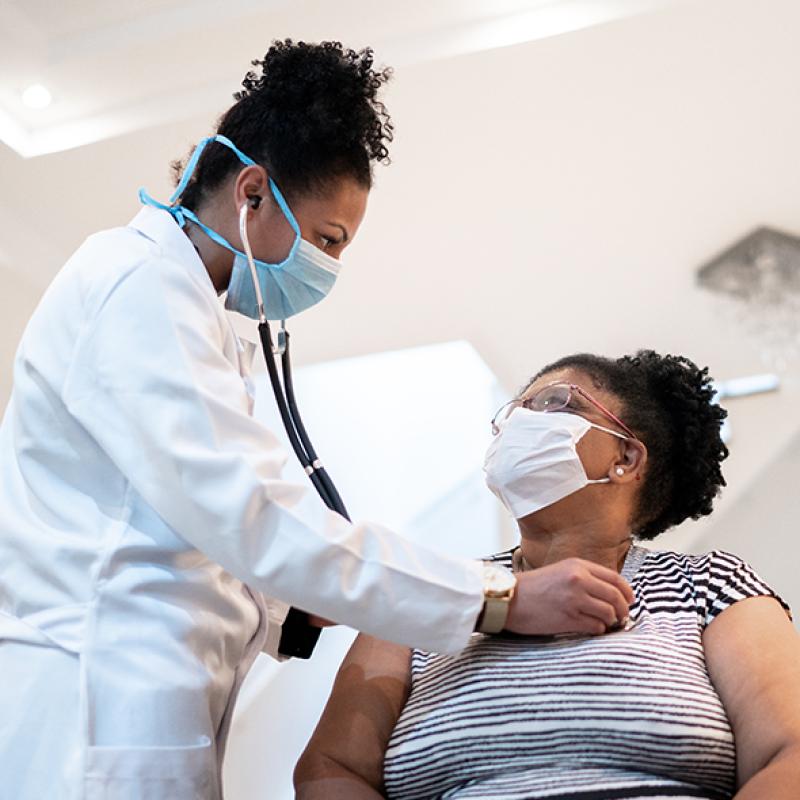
left=704, top=594, right=796, bottom=663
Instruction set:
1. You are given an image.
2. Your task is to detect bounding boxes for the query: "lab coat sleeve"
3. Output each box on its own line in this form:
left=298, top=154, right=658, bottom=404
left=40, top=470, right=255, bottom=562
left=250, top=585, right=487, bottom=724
left=62, top=256, right=484, bottom=654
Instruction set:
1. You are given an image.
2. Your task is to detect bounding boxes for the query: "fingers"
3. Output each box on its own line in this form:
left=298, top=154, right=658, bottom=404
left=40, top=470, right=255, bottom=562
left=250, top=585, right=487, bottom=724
left=568, top=614, right=608, bottom=636
left=583, top=561, right=636, bottom=605
left=577, top=596, right=621, bottom=628
left=504, top=558, right=636, bottom=637
left=583, top=574, right=632, bottom=626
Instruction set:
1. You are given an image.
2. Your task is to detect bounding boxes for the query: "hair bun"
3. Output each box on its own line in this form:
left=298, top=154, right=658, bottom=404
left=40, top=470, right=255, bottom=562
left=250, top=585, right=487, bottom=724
left=236, top=40, right=393, bottom=162
left=172, top=39, right=394, bottom=208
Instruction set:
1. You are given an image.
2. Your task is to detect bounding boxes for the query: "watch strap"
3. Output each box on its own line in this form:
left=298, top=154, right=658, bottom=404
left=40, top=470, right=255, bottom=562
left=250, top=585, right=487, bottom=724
left=477, top=595, right=511, bottom=634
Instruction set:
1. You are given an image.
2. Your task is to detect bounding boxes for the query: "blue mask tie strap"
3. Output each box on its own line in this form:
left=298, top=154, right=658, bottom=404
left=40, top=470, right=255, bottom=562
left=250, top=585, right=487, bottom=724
left=138, top=187, right=186, bottom=227
left=138, top=133, right=301, bottom=268
left=168, top=134, right=257, bottom=204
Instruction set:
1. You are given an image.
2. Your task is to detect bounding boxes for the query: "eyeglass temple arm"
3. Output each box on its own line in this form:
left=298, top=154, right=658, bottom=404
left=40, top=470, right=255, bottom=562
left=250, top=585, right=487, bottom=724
left=570, top=384, right=637, bottom=440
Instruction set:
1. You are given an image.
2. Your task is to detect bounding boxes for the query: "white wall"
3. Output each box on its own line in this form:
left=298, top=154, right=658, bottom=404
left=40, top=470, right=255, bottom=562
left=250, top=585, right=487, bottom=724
left=694, top=426, right=800, bottom=616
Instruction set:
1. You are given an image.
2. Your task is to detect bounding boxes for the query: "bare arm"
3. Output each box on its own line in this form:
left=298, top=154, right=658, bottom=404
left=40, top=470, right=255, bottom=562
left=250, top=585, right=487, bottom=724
left=294, top=635, right=412, bottom=799
left=703, top=596, right=800, bottom=798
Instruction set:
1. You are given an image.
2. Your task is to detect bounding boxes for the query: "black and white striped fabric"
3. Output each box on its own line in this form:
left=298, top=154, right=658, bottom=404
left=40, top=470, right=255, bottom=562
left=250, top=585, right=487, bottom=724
left=383, top=546, right=790, bottom=800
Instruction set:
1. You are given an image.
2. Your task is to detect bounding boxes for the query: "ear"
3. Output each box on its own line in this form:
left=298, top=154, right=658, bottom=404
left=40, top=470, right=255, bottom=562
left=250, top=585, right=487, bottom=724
left=232, top=164, right=269, bottom=215
left=609, top=438, right=648, bottom=485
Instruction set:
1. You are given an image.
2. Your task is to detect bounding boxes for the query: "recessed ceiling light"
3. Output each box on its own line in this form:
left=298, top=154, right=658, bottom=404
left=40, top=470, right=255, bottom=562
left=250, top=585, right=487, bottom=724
left=21, top=84, right=52, bottom=110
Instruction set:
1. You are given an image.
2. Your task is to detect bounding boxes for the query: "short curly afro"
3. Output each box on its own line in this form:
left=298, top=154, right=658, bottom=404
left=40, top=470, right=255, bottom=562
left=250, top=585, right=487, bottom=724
left=173, top=40, right=393, bottom=208
left=524, top=350, right=729, bottom=540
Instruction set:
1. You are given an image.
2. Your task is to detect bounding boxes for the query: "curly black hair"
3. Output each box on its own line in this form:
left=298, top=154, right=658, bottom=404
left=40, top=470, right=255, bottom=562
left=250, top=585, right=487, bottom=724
left=172, top=40, right=393, bottom=209
left=524, top=350, right=729, bottom=540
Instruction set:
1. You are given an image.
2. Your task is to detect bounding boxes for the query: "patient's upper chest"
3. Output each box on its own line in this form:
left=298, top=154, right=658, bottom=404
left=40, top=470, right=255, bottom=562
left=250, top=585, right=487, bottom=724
left=384, top=551, right=737, bottom=800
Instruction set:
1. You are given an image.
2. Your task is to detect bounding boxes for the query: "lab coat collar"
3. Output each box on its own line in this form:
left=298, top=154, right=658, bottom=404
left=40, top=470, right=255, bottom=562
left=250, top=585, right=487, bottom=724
left=128, top=206, right=215, bottom=292
left=129, top=206, right=259, bottom=361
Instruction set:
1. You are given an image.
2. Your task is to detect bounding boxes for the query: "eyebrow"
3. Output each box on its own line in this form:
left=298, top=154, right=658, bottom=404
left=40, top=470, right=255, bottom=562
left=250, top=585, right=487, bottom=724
left=327, top=222, right=349, bottom=242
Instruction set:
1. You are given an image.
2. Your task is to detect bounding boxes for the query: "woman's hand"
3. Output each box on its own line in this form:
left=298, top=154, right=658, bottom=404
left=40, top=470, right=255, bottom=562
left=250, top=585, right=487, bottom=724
left=505, top=557, right=635, bottom=636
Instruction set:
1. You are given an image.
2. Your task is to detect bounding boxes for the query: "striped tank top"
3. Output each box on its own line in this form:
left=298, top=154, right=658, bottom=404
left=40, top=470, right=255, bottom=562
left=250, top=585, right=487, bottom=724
left=383, top=546, right=790, bottom=799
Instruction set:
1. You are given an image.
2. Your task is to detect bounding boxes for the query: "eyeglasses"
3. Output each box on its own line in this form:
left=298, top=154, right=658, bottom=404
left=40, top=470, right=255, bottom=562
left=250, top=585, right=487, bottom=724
left=491, top=381, right=639, bottom=440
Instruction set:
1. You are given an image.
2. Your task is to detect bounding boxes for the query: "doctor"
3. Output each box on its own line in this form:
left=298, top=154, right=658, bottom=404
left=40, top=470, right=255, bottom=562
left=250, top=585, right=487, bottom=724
left=0, top=40, right=634, bottom=798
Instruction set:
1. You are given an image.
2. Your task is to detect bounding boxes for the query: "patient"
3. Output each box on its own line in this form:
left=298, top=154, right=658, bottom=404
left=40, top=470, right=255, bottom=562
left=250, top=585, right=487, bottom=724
left=295, top=350, right=800, bottom=799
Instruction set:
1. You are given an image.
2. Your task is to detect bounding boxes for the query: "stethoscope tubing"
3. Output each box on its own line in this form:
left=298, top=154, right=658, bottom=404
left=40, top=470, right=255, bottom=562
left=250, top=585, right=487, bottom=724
left=279, top=332, right=350, bottom=519
left=242, top=202, right=350, bottom=521
left=258, top=321, right=350, bottom=521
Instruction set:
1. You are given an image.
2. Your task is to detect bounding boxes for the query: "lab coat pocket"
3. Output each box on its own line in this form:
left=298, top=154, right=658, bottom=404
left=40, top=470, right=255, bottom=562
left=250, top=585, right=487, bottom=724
left=84, top=736, right=217, bottom=800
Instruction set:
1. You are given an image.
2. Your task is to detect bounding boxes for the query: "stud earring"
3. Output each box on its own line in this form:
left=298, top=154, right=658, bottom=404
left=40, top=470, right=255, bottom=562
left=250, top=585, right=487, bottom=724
left=615, top=467, right=625, bottom=477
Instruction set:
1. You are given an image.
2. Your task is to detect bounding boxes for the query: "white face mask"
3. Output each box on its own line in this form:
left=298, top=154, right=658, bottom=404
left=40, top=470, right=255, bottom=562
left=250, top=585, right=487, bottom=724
left=483, top=407, right=628, bottom=519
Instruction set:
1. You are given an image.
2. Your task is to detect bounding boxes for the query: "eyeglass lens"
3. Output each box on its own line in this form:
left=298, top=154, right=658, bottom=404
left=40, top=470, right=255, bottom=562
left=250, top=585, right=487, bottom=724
left=527, top=384, right=571, bottom=412
left=491, top=384, right=572, bottom=432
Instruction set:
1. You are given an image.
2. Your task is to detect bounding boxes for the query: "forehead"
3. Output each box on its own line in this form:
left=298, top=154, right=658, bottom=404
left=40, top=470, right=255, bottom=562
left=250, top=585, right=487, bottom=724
left=297, top=177, right=369, bottom=227
left=526, top=367, right=625, bottom=417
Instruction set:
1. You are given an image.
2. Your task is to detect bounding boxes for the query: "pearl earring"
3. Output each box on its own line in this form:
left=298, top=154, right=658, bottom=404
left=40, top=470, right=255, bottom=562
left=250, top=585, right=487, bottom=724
left=615, top=467, right=625, bottom=477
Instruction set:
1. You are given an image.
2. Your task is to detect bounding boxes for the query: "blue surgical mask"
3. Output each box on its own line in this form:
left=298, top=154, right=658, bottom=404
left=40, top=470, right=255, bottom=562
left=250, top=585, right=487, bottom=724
left=139, top=134, right=341, bottom=321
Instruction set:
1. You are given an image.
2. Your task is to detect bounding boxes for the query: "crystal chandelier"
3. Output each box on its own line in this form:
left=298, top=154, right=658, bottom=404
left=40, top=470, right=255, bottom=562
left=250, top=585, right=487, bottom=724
left=697, top=226, right=800, bottom=372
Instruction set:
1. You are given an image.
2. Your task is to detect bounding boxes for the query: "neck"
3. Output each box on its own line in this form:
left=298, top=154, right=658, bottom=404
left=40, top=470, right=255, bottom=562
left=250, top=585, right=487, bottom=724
left=183, top=200, right=235, bottom=293
left=517, top=516, right=633, bottom=573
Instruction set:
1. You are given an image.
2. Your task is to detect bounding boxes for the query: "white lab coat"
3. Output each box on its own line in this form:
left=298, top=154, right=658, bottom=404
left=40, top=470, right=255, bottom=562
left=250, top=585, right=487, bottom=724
left=0, top=207, right=484, bottom=799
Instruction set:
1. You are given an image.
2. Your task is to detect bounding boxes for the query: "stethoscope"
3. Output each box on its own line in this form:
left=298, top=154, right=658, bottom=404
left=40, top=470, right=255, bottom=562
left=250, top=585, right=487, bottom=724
left=238, top=202, right=351, bottom=523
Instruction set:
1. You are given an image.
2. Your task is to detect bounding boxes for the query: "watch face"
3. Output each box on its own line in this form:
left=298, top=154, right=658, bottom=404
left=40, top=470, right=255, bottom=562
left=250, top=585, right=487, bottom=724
left=483, top=564, right=516, bottom=596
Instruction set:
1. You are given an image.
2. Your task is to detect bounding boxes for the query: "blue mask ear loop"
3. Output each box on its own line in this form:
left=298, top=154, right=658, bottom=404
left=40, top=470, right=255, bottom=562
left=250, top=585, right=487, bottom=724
left=237, top=182, right=301, bottom=349
left=237, top=171, right=302, bottom=352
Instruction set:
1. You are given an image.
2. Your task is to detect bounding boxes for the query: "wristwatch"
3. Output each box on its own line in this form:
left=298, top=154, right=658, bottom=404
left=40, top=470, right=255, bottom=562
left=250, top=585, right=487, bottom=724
left=476, top=563, right=517, bottom=634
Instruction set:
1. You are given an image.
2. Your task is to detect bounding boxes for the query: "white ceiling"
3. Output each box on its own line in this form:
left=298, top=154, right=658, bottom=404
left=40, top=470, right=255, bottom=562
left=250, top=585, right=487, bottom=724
left=0, top=0, right=676, bottom=157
